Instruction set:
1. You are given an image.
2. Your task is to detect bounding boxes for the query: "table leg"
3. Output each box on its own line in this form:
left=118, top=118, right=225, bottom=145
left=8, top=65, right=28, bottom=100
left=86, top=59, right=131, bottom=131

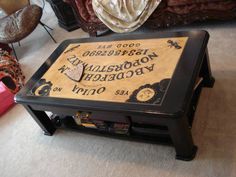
left=200, top=48, right=215, bottom=88
left=168, top=116, right=197, bottom=161
left=24, top=105, right=56, bottom=136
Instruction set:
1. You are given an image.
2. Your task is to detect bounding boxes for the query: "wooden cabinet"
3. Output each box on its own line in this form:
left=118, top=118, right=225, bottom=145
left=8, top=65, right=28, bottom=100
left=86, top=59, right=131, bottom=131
left=47, top=0, right=79, bottom=31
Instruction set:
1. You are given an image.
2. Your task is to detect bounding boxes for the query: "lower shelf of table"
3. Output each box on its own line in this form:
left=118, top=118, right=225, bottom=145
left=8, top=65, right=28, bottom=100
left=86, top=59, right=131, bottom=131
left=46, top=81, right=202, bottom=148
left=51, top=115, right=174, bottom=145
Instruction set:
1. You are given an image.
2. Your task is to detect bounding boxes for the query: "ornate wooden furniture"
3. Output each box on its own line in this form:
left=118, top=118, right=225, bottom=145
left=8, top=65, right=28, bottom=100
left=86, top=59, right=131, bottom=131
left=64, top=0, right=108, bottom=36
left=146, top=0, right=236, bottom=28
left=47, top=0, right=79, bottom=31
left=15, top=31, right=215, bottom=161
left=65, top=0, right=236, bottom=36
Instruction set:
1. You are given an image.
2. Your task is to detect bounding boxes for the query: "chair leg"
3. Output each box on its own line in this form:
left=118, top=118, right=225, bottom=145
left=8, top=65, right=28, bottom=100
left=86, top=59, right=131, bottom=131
left=40, top=21, right=53, bottom=30
left=10, top=43, right=18, bottom=60
left=39, top=21, right=57, bottom=43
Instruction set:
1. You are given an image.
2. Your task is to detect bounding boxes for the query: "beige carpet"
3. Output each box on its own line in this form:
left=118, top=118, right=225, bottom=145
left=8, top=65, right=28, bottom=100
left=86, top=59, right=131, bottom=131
left=1, top=2, right=236, bottom=177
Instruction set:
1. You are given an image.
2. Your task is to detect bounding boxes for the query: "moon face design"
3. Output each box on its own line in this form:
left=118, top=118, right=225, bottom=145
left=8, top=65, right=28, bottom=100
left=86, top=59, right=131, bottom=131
left=31, top=79, right=53, bottom=96
left=126, top=79, right=170, bottom=104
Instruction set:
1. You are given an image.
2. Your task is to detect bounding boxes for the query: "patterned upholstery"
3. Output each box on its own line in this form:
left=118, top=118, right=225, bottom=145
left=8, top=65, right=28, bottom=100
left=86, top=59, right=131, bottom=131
left=167, top=0, right=224, bottom=6
left=145, top=0, right=236, bottom=28
left=166, top=0, right=236, bottom=15
left=74, top=0, right=100, bottom=23
left=0, top=49, right=24, bottom=93
left=66, top=0, right=236, bottom=35
left=0, top=43, right=11, bottom=53
left=65, top=0, right=108, bottom=36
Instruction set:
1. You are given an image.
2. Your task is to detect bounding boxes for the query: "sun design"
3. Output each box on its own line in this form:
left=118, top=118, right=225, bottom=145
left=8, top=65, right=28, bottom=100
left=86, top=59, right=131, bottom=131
left=136, top=88, right=156, bottom=102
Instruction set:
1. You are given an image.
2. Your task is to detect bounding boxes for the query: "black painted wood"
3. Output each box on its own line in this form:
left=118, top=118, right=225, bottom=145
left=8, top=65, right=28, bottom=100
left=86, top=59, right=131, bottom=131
left=168, top=116, right=197, bottom=161
left=47, top=0, right=79, bottom=31
left=24, top=105, right=56, bottom=136
left=15, top=31, right=215, bottom=161
left=200, top=48, right=215, bottom=87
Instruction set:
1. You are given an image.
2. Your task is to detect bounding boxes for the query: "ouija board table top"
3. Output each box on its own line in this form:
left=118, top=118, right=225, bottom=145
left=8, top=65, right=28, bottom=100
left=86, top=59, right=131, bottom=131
left=15, top=31, right=215, bottom=161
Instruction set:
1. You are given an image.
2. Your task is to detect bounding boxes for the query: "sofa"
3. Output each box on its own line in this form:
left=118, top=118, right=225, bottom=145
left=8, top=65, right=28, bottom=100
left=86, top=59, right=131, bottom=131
left=146, top=0, right=236, bottom=28
left=65, top=0, right=236, bottom=36
left=64, top=0, right=108, bottom=36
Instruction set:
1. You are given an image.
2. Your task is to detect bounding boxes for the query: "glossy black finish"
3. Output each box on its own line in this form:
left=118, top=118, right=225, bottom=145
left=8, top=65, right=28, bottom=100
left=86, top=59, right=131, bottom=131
left=46, top=0, right=79, bottom=32
left=24, top=105, right=56, bottom=136
left=15, top=31, right=215, bottom=161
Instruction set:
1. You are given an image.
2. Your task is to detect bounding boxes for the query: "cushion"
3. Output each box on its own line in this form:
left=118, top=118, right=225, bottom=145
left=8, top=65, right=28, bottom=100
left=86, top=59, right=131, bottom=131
left=166, top=1, right=236, bottom=15
left=74, top=0, right=101, bottom=23
left=0, top=0, right=29, bottom=15
left=0, top=5, right=42, bottom=43
left=167, top=0, right=225, bottom=6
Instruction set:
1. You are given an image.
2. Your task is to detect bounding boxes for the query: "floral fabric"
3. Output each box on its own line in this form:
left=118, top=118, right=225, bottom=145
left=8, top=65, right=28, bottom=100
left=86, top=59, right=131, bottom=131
left=0, top=49, right=24, bottom=93
left=92, top=0, right=162, bottom=33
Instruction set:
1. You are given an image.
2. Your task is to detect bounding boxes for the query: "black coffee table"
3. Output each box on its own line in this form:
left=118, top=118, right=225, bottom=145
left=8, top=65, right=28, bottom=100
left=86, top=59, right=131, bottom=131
left=15, top=31, right=215, bottom=161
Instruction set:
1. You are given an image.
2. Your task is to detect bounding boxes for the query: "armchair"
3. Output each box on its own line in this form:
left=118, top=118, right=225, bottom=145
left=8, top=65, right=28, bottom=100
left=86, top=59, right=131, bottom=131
left=0, top=0, right=56, bottom=59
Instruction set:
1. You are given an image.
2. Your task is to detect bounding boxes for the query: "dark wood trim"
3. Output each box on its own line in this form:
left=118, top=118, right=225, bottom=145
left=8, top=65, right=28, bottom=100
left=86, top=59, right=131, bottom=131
left=168, top=116, right=197, bottom=161
left=15, top=31, right=215, bottom=160
left=65, top=0, right=108, bottom=36
left=46, top=0, right=80, bottom=32
left=16, top=31, right=209, bottom=116
left=24, top=105, right=56, bottom=135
